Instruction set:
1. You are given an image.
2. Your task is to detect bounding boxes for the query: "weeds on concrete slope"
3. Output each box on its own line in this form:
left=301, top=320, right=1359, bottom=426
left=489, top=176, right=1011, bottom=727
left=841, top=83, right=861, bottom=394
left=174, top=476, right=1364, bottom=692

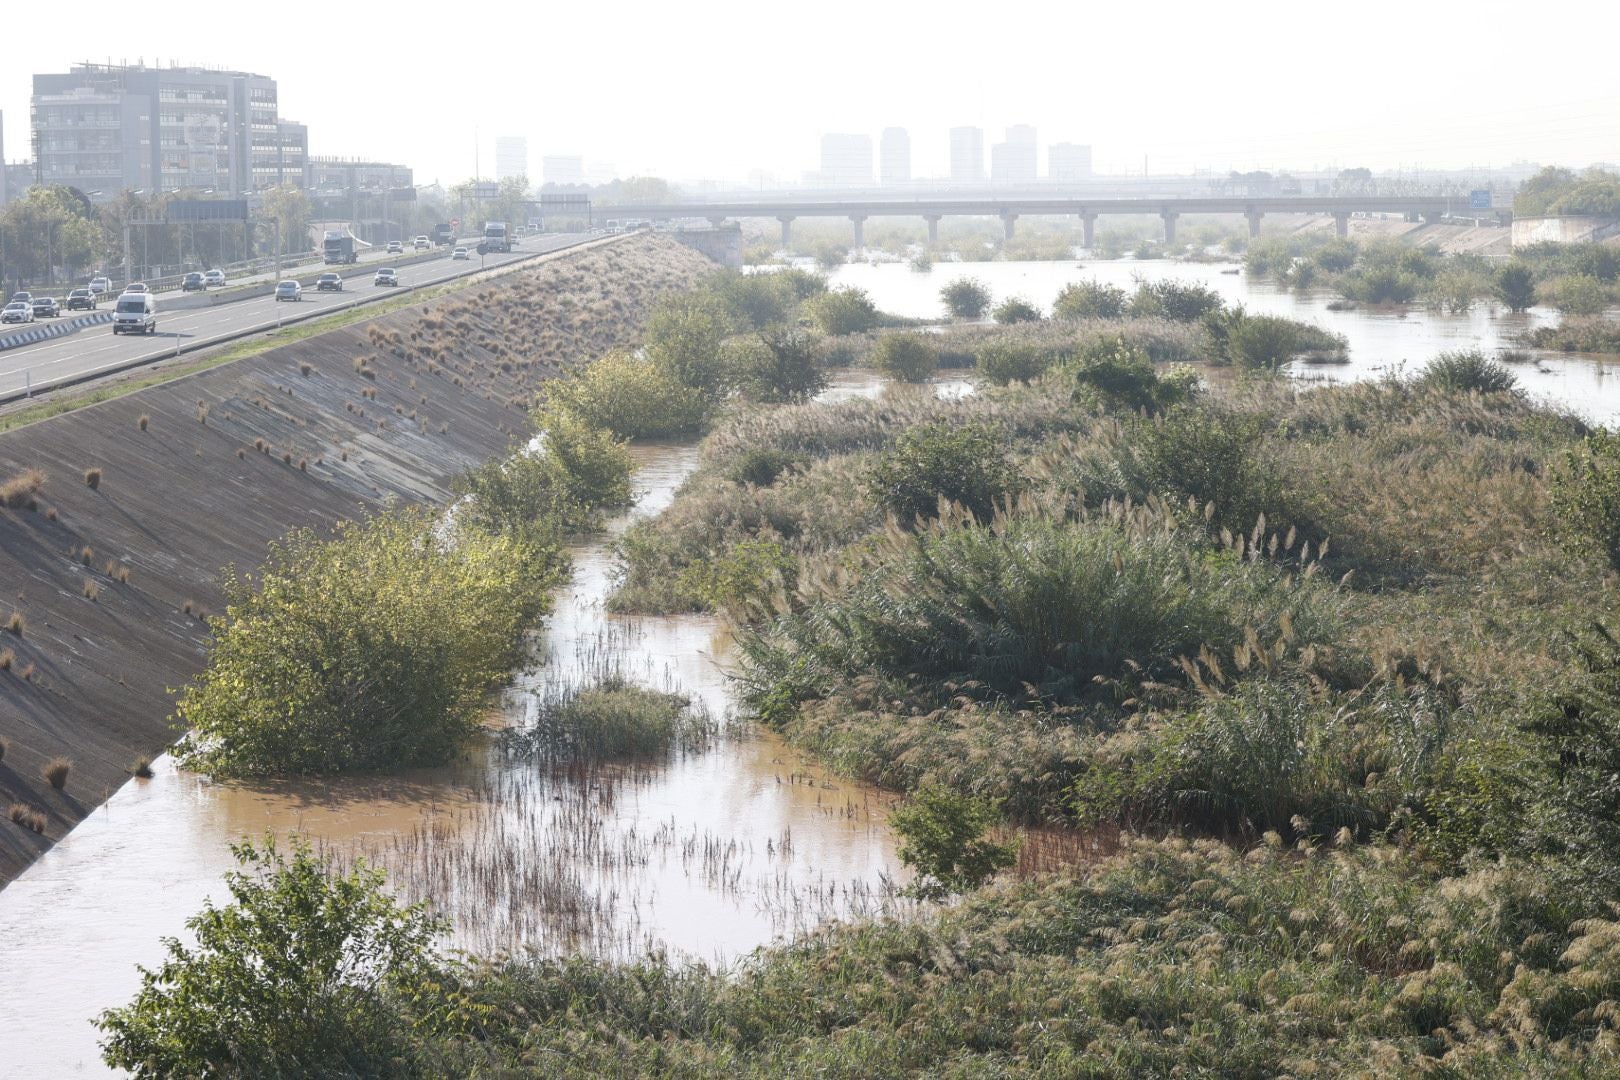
left=8, top=804, right=45, bottom=833
left=43, top=757, right=71, bottom=790
left=0, top=467, right=44, bottom=509
left=83, top=467, right=101, bottom=489
left=6, top=611, right=22, bottom=636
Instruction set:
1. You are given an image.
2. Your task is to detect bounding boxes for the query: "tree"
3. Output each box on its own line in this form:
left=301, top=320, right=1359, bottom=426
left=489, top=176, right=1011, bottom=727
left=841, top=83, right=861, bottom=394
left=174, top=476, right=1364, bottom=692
left=992, top=296, right=1042, bottom=324
left=0, top=185, right=99, bottom=287
left=1052, top=279, right=1126, bottom=320
left=727, top=327, right=827, bottom=403
left=870, top=332, right=938, bottom=382
left=643, top=291, right=732, bottom=393
left=97, top=837, right=445, bottom=1077
left=260, top=183, right=313, bottom=255
left=804, top=286, right=879, bottom=335
left=939, top=277, right=991, bottom=319
left=1551, top=429, right=1620, bottom=571
left=889, top=784, right=1020, bottom=900
left=864, top=421, right=1019, bottom=524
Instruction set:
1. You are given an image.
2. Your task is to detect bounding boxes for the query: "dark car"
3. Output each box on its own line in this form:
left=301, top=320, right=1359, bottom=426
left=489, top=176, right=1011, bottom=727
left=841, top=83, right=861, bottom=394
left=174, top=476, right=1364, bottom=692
left=315, top=273, right=343, bottom=292
left=181, top=272, right=206, bottom=292
left=66, top=288, right=98, bottom=311
left=31, top=297, right=61, bottom=318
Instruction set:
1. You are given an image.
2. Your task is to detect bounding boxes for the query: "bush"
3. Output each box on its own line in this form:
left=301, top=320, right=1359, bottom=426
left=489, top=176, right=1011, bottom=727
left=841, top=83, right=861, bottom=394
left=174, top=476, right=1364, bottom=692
left=975, top=342, right=1057, bottom=386
left=642, top=291, right=731, bottom=394
left=870, top=333, right=938, bottom=383
left=704, top=269, right=802, bottom=331
left=456, top=410, right=633, bottom=532
left=97, top=838, right=444, bottom=1077
left=510, top=678, right=703, bottom=761
left=863, top=421, right=1019, bottom=525
left=1496, top=262, right=1537, bottom=312
left=889, top=784, right=1019, bottom=900
left=1343, top=266, right=1421, bottom=304
left=939, top=277, right=991, bottom=319
left=1539, top=274, right=1612, bottom=316
left=1126, top=279, right=1224, bottom=322
left=1052, top=279, right=1126, bottom=320
left=544, top=351, right=710, bottom=439
left=1418, top=350, right=1520, bottom=395
left=1069, top=337, right=1199, bottom=415
left=1205, top=309, right=1329, bottom=371
left=1551, top=429, right=1620, bottom=570
left=991, top=297, right=1041, bottom=324
left=726, top=327, right=828, bottom=404
left=804, top=287, right=879, bottom=335
left=174, top=507, right=557, bottom=777
left=0, top=468, right=44, bottom=509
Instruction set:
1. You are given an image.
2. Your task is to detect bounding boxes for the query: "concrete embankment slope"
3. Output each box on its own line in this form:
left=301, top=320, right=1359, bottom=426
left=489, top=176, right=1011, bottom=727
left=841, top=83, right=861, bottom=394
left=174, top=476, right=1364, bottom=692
left=0, top=233, right=718, bottom=886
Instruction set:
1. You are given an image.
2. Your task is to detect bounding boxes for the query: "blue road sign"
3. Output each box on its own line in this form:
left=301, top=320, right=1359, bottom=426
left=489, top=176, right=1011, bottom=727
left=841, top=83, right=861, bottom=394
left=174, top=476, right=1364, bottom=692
left=1469, top=190, right=1492, bottom=210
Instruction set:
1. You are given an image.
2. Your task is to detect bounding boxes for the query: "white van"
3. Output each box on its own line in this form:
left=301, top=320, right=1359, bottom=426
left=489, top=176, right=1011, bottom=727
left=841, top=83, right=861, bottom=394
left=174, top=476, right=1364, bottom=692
left=112, top=292, right=157, bottom=335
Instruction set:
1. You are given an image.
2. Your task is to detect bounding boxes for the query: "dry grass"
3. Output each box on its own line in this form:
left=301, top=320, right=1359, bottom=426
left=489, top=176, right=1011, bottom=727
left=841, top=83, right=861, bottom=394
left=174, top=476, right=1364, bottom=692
left=255, top=437, right=268, bottom=453
left=0, top=735, right=7, bottom=760
left=132, top=756, right=154, bottom=778
left=0, top=468, right=45, bottom=509
left=45, top=506, right=57, bottom=521
left=0, top=648, right=12, bottom=671
left=82, top=578, right=99, bottom=600
left=182, top=598, right=196, bottom=616
left=79, top=545, right=93, bottom=565
left=299, top=362, right=313, bottom=376
left=8, top=804, right=45, bottom=833
left=84, top=467, right=102, bottom=489
left=43, top=757, right=71, bottom=790
left=137, top=414, right=149, bottom=431
left=6, top=612, right=22, bottom=636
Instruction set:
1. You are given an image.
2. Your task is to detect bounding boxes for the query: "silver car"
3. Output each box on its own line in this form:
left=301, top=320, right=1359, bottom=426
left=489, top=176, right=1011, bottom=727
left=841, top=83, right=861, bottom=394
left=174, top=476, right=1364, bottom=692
left=1, top=301, right=34, bottom=324
left=274, top=279, right=303, bottom=302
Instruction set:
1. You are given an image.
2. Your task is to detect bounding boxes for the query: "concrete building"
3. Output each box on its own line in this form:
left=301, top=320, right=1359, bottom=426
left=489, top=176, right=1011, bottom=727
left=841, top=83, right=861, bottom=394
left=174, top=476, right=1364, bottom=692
left=543, top=155, right=584, bottom=185
left=31, top=63, right=294, bottom=199
left=262, top=120, right=307, bottom=190
left=991, top=125, right=1038, bottom=182
left=0, top=111, right=7, bottom=205
left=879, top=127, right=910, bottom=185
left=495, top=136, right=528, bottom=182
left=305, top=157, right=412, bottom=193
left=819, top=133, right=873, bottom=187
left=949, top=127, right=984, bottom=183
left=1049, top=142, right=1093, bottom=182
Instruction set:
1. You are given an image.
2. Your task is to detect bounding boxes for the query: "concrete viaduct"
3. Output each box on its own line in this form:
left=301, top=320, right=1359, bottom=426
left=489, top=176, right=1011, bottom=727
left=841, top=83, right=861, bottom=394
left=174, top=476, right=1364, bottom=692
left=605, top=196, right=1465, bottom=248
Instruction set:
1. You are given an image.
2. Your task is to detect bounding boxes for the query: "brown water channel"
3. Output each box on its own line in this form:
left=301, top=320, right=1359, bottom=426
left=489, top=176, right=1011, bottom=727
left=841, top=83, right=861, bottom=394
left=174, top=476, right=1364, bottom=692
left=0, top=373, right=916, bottom=1077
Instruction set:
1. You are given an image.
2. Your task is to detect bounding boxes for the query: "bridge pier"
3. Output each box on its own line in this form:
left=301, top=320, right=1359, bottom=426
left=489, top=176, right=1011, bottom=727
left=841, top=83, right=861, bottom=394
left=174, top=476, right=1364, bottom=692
left=1001, top=212, right=1018, bottom=241
left=1081, top=213, right=1096, bottom=248
left=1161, top=211, right=1179, bottom=246
left=850, top=215, right=866, bottom=249
left=1333, top=211, right=1351, bottom=238
left=924, top=214, right=940, bottom=246
left=777, top=216, right=794, bottom=249
left=1247, top=211, right=1264, bottom=239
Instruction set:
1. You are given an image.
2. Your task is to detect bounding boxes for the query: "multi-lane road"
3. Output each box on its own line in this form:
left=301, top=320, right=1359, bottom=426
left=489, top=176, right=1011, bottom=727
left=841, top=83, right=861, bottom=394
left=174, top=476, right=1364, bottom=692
left=0, top=234, right=595, bottom=402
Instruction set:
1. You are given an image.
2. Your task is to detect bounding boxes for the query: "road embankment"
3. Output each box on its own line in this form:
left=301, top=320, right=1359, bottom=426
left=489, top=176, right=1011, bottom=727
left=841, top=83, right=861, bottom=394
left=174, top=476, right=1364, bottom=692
left=0, top=233, right=718, bottom=886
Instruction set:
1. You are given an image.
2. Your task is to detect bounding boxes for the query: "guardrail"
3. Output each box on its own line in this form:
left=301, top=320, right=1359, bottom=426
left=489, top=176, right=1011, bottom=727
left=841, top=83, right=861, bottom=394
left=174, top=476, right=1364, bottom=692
left=0, top=312, right=115, bottom=355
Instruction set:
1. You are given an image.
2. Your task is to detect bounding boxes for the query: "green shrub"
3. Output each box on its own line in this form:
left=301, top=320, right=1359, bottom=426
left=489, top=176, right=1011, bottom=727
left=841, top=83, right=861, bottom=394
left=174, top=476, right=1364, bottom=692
left=676, top=537, right=798, bottom=619
left=870, top=332, right=938, bottom=383
left=1069, top=337, right=1199, bottom=415
left=889, top=784, right=1019, bottom=900
left=1312, top=239, right=1358, bottom=273
left=991, top=297, right=1042, bottom=325
left=939, top=277, right=991, bottom=319
left=512, top=677, right=703, bottom=761
left=1205, top=309, right=1327, bottom=371
left=457, top=411, right=633, bottom=532
left=642, top=291, right=732, bottom=394
left=174, top=508, right=557, bottom=777
left=1343, top=266, right=1422, bottom=304
left=545, top=351, right=710, bottom=439
left=726, top=327, right=828, bottom=404
left=1539, top=274, right=1612, bottom=316
left=975, top=342, right=1057, bottom=385
left=725, top=446, right=805, bottom=487
left=705, top=269, right=804, bottom=330
left=812, top=242, right=848, bottom=270
left=863, top=421, right=1019, bottom=525
left=1126, top=279, right=1224, bottom=322
left=1418, top=350, right=1520, bottom=395
left=1550, top=429, right=1620, bottom=570
left=1052, top=279, right=1127, bottom=320
left=804, top=287, right=879, bottom=335
left=97, top=837, right=445, bottom=1076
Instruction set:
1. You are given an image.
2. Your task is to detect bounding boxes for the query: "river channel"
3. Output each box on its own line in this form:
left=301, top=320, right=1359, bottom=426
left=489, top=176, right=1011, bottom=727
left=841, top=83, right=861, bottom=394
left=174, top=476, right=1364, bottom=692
left=0, top=372, right=915, bottom=1078
left=831, top=256, right=1620, bottom=425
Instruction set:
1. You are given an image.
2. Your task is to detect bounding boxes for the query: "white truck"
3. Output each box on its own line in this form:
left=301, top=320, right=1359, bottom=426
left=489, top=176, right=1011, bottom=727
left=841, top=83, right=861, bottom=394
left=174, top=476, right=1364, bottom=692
left=479, top=221, right=512, bottom=254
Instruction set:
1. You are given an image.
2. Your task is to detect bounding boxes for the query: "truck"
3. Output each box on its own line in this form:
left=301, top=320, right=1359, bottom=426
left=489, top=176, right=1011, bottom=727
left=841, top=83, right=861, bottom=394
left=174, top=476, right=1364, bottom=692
left=322, top=232, right=359, bottom=265
left=479, top=221, right=511, bottom=254
left=430, top=223, right=455, bottom=247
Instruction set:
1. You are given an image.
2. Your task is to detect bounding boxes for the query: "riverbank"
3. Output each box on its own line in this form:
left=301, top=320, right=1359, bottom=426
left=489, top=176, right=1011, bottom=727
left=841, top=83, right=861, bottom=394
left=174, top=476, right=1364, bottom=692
left=0, top=233, right=718, bottom=886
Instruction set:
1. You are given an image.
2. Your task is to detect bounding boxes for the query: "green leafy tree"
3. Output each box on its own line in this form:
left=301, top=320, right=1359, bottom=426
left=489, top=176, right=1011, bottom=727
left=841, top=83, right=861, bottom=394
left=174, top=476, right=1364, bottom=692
left=939, top=277, right=991, bottom=319
left=643, top=291, right=732, bottom=394
left=97, top=837, right=445, bottom=1077
left=1127, top=279, right=1224, bottom=322
left=804, top=286, right=879, bottom=335
left=1070, top=337, right=1199, bottom=414
left=992, top=296, right=1042, bottom=324
left=456, top=410, right=633, bottom=533
left=726, top=326, right=828, bottom=403
left=1540, top=275, right=1612, bottom=316
left=870, top=332, right=938, bottom=382
left=1496, top=262, right=1538, bottom=312
left=1551, top=430, right=1620, bottom=571
left=260, top=183, right=314, bottom=255
left=0, top=185, right=99, bottom=286
left=975, top=342, right=1057, bottom=385
left=864, top=421, right=1019, bottom=524
left=1052, top=279, right=1126, bottom=320
left=1418, top=350, right=1519, bottom=395
left=888, top=784, right=1020, bottom=900
left=545, top=350, right=711, bottom=438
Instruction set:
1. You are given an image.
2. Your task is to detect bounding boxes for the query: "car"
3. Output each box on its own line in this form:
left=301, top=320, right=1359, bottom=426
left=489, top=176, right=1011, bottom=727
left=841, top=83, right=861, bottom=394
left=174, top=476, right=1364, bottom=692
left=31, top=297, right=60, bottom=318
left=203, top=269, right=226, bottom=288
left=181, top=272, right=206, bottom=292
left=413, top=236, right=430, bottom=250
left=1, top=301, right=34, bottom=324
left=373, top=268, right=399, bottom=287
left=88, top=277, right=111, bottom=295
left=386, top=241, right=403, bottom=255
left=9, top=292, right=32, bottom=306
left=315, top=273, right=343, bottom=292
left=66, top=288, right=98, bottom=311
left=274, top=279, right=302, bottom=302
left=451, top=246, right=469, bottom=260
left=123, top=282, right=149, bottom=295
left=111, top=292, right=157, bottom=335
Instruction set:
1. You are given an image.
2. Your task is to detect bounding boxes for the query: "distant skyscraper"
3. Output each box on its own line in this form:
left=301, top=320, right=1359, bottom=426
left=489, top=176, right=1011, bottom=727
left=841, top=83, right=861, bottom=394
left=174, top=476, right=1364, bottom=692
left=949, top=127, right=984, bottom=183
left=879, top=127, right=910, bottom=185
left=542, top=155, right=584, bottom=184
left=819, top=133, right=873, bottom=187
left=991, top=125, right=1037, bottom=182
left=1049, top=142, right=1093, bottom=182
left=495, top=136, right=528, bottom=182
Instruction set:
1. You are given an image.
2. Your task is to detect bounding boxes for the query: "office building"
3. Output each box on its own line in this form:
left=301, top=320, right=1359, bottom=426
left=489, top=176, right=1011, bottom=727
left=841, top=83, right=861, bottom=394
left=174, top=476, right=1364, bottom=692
left=262, top=119, right=307, bottom=190
left=1048, top=142, right=1093, bottom=182
left=543, top=155, right=584, bottom=184
left=949, top=126, right=984, bottom=182
left=495, top=136, right=528, bottom=182
left=31, top=63, right=295, bottom=199
left=990, top=124, right=1037, bottom=182
left=0, top=111, right=7, bottom=204
left=305, top=157, right=412, bottom=193
left=819, top=133, right=873, bottom=187
left=879, top=127, right=910, bottom=185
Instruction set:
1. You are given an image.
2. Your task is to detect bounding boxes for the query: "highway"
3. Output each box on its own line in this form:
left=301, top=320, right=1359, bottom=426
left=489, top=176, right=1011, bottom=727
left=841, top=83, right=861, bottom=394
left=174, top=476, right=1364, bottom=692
left=0, top=234, right=591, bottom=402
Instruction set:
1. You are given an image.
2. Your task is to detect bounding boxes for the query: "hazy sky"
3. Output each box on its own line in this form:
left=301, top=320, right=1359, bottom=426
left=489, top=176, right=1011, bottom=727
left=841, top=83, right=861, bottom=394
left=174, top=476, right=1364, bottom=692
left=5, top=0, right=1616, bottom=186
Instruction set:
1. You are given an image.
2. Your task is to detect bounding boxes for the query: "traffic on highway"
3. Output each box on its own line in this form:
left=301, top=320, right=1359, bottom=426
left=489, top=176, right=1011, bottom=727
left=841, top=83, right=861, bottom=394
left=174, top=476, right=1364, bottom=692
left=0, top=232, right=592, bottom=402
